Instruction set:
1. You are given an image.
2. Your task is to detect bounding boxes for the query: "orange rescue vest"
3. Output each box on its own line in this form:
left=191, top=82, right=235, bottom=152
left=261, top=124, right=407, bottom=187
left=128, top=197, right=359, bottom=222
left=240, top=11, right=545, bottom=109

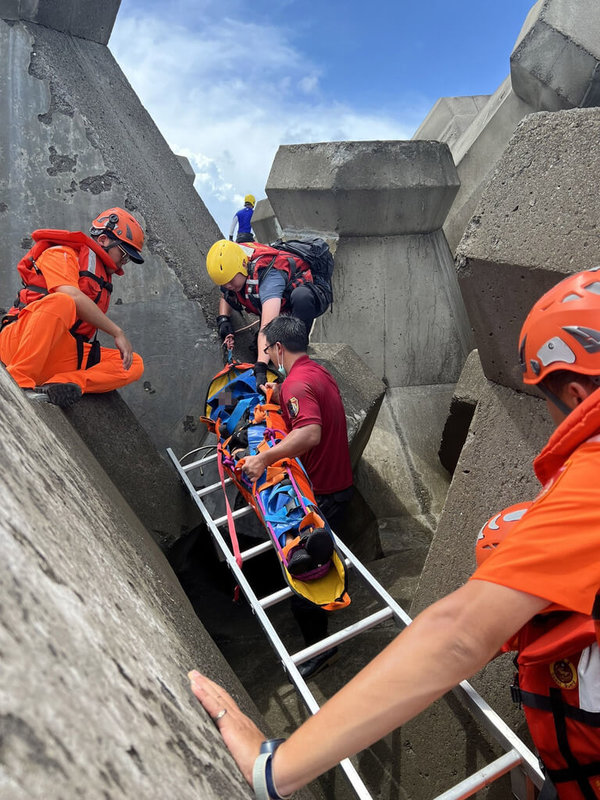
left=511, top=611, right=600, bottom=799
left=221, top=242, right=313, bottom=316
left=8, top=229, right=115, bottom=341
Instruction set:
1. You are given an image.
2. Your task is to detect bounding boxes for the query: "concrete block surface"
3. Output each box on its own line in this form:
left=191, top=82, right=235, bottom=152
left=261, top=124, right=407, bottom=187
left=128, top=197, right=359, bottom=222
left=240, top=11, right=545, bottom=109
left=0, top=366, right=262, bottom=800
left=511, top=0, right=600, bottom=110
left=457, top=107, right=600, bottom=391
left=412, top=94, right=490, bottom=148
left=443, top=77, right=536, bottom=253
left=251, top=197, right=282, bottom=244
left=0, top=0, right=121, bottom=43
left=267, top=140, right=460, bottom=236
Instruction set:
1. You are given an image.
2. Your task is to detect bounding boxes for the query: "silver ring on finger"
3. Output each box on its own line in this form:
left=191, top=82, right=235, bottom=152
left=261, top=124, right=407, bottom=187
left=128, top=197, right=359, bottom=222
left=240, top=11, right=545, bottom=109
left=214, top=708, right=227, bottom=721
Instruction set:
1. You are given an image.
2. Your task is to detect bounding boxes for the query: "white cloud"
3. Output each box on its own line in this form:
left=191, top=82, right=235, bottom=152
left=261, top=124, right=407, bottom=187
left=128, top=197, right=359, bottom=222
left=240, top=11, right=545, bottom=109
left=110, top=5, right=426, bottom=235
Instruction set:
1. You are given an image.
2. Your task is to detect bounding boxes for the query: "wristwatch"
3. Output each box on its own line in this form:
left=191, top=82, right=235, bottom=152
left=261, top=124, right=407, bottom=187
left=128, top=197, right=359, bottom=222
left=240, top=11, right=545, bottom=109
left=252, top=739, right=291, bottom=800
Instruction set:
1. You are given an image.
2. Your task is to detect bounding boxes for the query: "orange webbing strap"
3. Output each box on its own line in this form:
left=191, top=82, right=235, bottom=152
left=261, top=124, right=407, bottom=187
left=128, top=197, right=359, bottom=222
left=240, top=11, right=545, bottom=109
left=215, top=420, right=243, bottom=602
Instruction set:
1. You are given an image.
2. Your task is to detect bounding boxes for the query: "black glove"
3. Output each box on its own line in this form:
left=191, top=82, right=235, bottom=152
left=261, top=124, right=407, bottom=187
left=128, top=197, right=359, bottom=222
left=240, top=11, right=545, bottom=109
left=229, top=235, right=233, bottom=241
left=216, top=314, right=234, bottom=342
left=253, top=362, right=268, bottom=393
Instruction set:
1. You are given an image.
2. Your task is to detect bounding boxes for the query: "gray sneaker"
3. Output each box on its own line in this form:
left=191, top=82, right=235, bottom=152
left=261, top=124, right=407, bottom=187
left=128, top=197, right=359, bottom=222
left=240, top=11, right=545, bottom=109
left=33, top=382, right=82, bottom=408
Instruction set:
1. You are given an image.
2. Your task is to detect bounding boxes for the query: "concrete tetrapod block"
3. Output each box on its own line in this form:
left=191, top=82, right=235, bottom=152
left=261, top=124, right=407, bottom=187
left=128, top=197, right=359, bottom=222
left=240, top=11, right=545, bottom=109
left=266, top=140, right=460, bottom=236
left=456, top=107, right=600, bottom=392
left=442, top=76, right=536, bottom=254
left=355, top=385, right=454, bottom=538
left=309, top=342, right=385, bottom=471
left=176, top=154, right=196, bottom=185
left=402, top=382, right=554, bottom=799
left=412, top=94, right=490, bottom=149
left=251, top=197, right=282, bottom=244
left=26, top=383, right=202, bottom=552
left=0, top=0, right=121, bottom=44
left=438, top=349, right=490, bottom=474
left=0, top=366, right=323, bottom=800
left=0, top=18, right=224, bottom=457
left=312, top=230, right=474, bottom=387
left=511, top=0, right=600, bottom=111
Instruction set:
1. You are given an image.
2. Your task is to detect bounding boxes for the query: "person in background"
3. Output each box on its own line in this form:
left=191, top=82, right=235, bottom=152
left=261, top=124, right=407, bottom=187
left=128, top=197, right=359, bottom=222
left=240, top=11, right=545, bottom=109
left=230, top=194, right=255, bottom=243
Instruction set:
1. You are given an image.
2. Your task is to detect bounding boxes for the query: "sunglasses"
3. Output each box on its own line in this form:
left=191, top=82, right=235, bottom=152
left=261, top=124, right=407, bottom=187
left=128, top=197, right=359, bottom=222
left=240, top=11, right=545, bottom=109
left=111, top=242, right=130, bottom=265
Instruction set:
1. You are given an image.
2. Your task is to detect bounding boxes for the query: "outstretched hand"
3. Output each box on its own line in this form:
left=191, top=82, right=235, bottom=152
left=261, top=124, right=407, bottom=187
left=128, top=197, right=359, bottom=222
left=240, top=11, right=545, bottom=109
left=114, top=330, right=133, bottom=370
left=188, top=671, right=265, bottom=784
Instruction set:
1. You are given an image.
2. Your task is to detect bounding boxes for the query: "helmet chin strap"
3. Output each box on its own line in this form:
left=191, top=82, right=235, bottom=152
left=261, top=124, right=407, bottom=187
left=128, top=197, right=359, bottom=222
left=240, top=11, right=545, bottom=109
left=537, top=383, right=573, bottom=417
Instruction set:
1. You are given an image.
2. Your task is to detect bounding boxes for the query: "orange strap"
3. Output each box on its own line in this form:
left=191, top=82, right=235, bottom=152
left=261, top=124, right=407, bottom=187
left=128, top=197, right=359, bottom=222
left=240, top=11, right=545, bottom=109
left=215, top=422, right=243, bottom=602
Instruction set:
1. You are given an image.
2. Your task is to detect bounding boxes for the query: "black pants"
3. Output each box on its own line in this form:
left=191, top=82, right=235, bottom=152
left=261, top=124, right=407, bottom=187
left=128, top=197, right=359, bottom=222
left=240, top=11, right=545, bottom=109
left=288, top=284, right=321, bottom=337
left=291, top=487, right=353, bottom=646
left=236, top=232, right=255, bottom=243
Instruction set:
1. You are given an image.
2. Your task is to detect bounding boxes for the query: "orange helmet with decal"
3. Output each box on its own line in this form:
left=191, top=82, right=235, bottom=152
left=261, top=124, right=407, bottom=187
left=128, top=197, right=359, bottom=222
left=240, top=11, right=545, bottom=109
left=475, top=501, right=532, bottom=567
left=519, top=267, right=600, bottom=386
left=90, top=207, right=144, bottom=269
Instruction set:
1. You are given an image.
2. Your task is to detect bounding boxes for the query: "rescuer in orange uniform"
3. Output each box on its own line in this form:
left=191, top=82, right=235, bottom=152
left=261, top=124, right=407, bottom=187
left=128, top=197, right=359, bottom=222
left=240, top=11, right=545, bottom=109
left=0, top=208, right=145, bottom=407
left=188, top=267, right=600, bottom=800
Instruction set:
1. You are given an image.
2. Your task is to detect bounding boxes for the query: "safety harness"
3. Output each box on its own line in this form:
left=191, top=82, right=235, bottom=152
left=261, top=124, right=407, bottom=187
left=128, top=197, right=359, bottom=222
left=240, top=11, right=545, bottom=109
left=221, top=242, right=312, bottom=316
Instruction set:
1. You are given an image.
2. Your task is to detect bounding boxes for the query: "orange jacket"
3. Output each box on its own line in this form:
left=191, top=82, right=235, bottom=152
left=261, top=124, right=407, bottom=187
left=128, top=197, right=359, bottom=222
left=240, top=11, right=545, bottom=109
left=9, top=229, right=115, bottom=341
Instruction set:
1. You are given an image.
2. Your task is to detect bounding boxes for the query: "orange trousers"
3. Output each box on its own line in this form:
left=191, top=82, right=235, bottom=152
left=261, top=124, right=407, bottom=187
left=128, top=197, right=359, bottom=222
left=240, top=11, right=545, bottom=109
left=0, top=292, right=143, bottom=392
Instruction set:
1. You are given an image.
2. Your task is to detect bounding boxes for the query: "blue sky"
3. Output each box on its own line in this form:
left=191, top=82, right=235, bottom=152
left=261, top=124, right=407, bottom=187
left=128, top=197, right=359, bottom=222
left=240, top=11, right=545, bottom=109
left=111, top=0, right=535, bottom=236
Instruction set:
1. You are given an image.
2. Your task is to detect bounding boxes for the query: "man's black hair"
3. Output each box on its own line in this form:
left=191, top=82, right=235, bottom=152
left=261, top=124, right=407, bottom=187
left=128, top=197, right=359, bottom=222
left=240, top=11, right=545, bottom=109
left=262, top=316, right=308, bottom=353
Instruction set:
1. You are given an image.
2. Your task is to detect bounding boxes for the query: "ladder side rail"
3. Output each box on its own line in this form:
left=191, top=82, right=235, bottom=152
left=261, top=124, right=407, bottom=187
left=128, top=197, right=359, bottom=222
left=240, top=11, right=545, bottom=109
left=332, top=535, right=413, bottom=627
left=433, top=750, right=522, bottom=800
left=168, top=449, right=543, bottom=796
left=169, top=449, right=376, bottom=800
left=332, top=532, right=544, bottom=787
left=452, top=681, right=544, bottom=787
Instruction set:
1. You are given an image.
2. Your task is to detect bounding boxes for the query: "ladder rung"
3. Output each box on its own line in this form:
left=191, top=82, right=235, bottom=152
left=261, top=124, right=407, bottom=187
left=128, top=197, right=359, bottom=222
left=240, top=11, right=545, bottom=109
left=291, top=608, right=394, bottom=664
left=433, top=750, right=521, bottom=800
left=196, top=478, right=231, bottom=497
left=259, top=586, right=292, bottom=608
left=213, top=506, right=253, bottom=526
left=240, top=540, right=273, bottom=561
left=182, top=452, right=218, bottom=472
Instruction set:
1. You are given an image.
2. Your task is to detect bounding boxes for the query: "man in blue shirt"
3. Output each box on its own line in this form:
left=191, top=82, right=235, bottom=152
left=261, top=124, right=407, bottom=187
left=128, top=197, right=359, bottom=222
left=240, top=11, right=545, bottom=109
left=229, top=194, right=255, bottom=243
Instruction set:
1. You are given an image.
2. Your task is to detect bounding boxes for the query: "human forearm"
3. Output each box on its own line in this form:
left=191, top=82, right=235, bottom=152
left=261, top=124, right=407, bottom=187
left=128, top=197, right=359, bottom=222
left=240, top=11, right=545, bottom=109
left=261, top=425, right=320, bottom=466
left=54, top=285, right=122, bottom=337
left=271, top=581, right=548, bottom=795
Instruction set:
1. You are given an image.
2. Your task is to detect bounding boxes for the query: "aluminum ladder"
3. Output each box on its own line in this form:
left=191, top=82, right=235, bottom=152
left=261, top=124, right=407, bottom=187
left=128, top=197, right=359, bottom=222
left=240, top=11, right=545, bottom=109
left=167, top=446, right=544, bottom=800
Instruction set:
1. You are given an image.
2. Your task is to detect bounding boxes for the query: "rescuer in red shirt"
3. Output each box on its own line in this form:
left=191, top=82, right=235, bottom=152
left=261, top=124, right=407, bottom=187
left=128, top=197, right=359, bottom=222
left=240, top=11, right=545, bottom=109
left=242, top=315, right=353, bottom=678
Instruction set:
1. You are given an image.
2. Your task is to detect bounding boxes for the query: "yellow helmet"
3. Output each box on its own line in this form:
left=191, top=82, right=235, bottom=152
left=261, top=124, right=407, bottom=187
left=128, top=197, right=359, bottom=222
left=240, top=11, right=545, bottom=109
left=244, top=194, right=256, bottom=207
left=206, top=239, right=249, bottom=285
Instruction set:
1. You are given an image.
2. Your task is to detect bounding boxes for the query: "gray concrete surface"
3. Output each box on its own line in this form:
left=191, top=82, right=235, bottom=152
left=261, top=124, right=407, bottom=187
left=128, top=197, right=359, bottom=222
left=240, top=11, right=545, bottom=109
left=442, top=77, right=536, bottom=254
left=0, top=0, right=120, bottom=43
left=29, top=387, right=202, bottom=552
left=176, top=154, right=196, bottom=185
left=0, top=364, right=318, bottom=800
left=310, top=342, right=385, bottom=471
left=312, top=231, right=474, bottom=387
left=412, top=95, right=490, bottom=150
left=0, top=16, right=224, bottom=458
left=355, top=385, right=454, bottom=539
left=403, top=381, right=553, bottom=799
left=511, top=0, right=600, bottom=111
left=266, top=140, right=461, bottom=236
left=438, top=349, right=489, bottom=474
left=252, top=198, right=282, bottom=244
left=456, top=107, right=600, bottom=391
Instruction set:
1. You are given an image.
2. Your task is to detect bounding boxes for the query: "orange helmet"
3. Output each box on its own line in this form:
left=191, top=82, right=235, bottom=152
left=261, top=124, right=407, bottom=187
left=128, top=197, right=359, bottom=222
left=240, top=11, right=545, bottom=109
left=90, top=207, right=144, bottom=270
left=475, top=501, right=532, bottom=567
left=519, top=267, right=600, bottom=386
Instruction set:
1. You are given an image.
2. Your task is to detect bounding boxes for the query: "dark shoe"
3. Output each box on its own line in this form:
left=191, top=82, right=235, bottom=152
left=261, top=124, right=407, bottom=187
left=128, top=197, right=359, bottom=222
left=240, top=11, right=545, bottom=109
left=287, top=548, right=315, bottom=577
left=305, top=529, right=334, bottom=566
left=298, top=646, right=339, bottom=680
left=34, top=382, right=82, bottom=408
